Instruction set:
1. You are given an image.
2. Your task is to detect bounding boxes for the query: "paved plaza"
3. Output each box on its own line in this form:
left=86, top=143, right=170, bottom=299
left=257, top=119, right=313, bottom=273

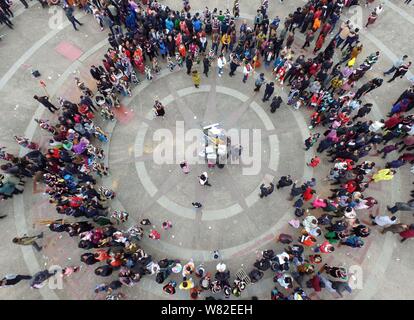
left=0, top=0, right=413, bottom=300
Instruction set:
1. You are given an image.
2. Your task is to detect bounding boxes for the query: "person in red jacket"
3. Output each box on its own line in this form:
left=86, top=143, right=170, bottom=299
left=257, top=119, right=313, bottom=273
left=399, top=153, right=414, bottom=163
left=320, top=22, right=332, bottom=35
left=365, top=11, right=377, bottom=28
left=399, top=227, right=414, bottom=243
left=303, top=186, right=316, bottom=201
left=313, top=33, right=326, bottom=54
left=314, top=240, right=335, bottom=253
left=308, top=62, right=321, bottom=77
left=344, top=180, right=357, bottom=193
left=384, top=114, right=403, bottom=130
left=308, top=274, right=323, bottom=292
left=307, top=156, right=321, bottom=168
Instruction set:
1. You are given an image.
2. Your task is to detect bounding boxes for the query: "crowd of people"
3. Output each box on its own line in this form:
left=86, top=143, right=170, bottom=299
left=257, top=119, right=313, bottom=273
left=1, top=0, right=414, bottom=300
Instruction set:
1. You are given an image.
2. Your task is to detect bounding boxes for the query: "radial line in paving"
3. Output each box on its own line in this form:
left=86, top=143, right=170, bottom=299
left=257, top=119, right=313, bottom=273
left=222, top=95, right=256, bottom=129
left=383, top=0, right=414, bottom=26
left=202, top=72, right=219, bottom=124
left=0, top=12, right=86, bottom=91
left=244, top=174, right=275, bottom=208
left=169, top=85, right=203, bottom=129
left=12, top=34, right=106, bottom=300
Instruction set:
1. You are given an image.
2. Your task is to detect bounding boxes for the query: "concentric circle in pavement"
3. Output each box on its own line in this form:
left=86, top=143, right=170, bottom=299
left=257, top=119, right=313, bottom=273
left=107, top=70, right=309, bottom=259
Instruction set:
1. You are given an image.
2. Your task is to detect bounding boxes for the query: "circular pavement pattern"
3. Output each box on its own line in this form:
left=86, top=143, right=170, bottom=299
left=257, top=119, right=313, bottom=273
left=1, top=1, right=414, bottom=300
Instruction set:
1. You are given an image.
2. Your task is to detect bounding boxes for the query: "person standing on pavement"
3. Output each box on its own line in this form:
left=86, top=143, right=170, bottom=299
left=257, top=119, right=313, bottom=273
left=334, top=20, right=350, bottom=47
left=399, top=226, right=414, bottom=243
left=381, top=223, right=409, bottom=235
left=12, top=232, right=44, bottom=252
left=276, top=175, right=293, bottom=189
left=270, top=96, right=283, bottom=113
left=377, top=144, right=399, bottom=159
left=106, top=2, right=119, bottom=26
left=0, top=0, right=13, bottom=16
left=19, top=0, right=29, bottom=9
left=199, top=172, right=211, bottom=186
left=262, top=82, right=275, bottom=102
left=34, top=95, right=59, bottom=113
left=387, top=200, right=414, bottom=214
left=203, top=55, right=210, bottom=77
left=64, top=5, right=83, bottom=31
left=254, top=73, right=266, bottom=92
left=0, top=274, right=32, bottom=287
left=352, top=103, right=372, bottom=121
left=192, top=70, right=201, bottom=88
left=228, top=53, right=239, bottom=77
left=313, top=33, right=326, bottom=54
left=217, top=53, right=227, bottom=77
left=30, top=270, right=57, bottom=289
left=242, top=60, right=252, bottom=83
left=186, top=54, right=193, bottom=75
left=384, top=55, right=408, bottom=76
left=259, top=182, right=275, bottom=198
left=369, top=214, right=398, bottom=227
left=0, top=7, right=13, bottom=29
left=388, top=62, right=412, bottom=83
left=302, top=30, right=314, bottom=50
left=365, top=11, right=377, bottom=28
left=354, top=78, right=383, bottom=99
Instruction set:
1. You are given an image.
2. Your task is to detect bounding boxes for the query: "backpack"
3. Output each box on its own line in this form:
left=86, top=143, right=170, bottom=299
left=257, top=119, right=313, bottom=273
left=31, top=70, right=41, bottom=78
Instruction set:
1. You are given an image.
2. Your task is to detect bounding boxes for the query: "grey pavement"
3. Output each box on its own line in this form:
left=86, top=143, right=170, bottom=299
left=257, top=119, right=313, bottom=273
left=0, top=0, right=413, bottom=300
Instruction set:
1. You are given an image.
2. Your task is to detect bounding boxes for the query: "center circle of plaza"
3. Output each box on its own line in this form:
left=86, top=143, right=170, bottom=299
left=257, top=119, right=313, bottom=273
left=1, top=0, right=414, bottom=302
left=125, top=79, right=290, bottom=221
left=107, top=71, right=308, bottom=260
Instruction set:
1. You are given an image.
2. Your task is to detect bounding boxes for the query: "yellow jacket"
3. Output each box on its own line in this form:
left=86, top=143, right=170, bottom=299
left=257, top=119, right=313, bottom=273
left=221, top=34, right=231, bottom=45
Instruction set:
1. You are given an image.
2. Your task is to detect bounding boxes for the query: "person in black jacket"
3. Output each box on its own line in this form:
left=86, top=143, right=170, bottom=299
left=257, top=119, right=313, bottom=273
left=90, top=65, right=102, bottom=81
left=95, top=265, right=113, bottom=277
left=64, top=6, right=83, bottom=31
left=276, top=175, right=293, bottom=189
left=30, top=270, right=57, bottom=289
left=352, top=103, right=373, bottom=121
left=354, top=78, right=383, bottom=99
left=34, top=95, right=59, bottom=113
left=262, top=82, right=275, bottom=102
left=259, top=182, right=274, bottom=198
left=270, top=96, right=283, bottom=113
left=0, top=8, right=13, bottom=29
left=0, top=274, right=32, bottom=287
left=203, top=55, right=210, bottom=77
left=289, top=181, right=306, bottom=200
left=388, top=62, right=412, bottom=83
left=186, top=54, right=193, bottom=75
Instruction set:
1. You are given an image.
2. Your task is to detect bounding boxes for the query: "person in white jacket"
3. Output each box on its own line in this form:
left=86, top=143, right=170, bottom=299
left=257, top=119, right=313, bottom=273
left=242, top=60, right=253, bottom=83
left=217, top=54, right=227, bottom=77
